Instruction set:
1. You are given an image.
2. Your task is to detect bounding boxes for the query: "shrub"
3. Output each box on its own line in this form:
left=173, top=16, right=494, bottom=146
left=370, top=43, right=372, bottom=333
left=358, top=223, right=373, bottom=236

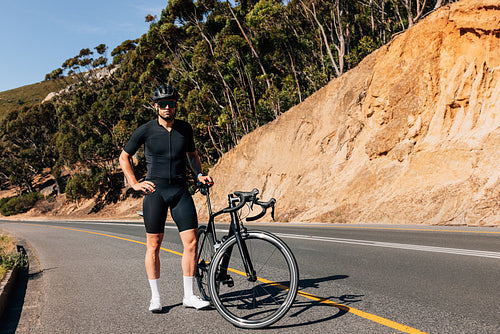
left=0, top=234, right=28, bottom=280
left=0, top=192, right=42, bottom=216
left=65, top=168, right=109, bottom=201
left=65, top=173, right=96, bottom=201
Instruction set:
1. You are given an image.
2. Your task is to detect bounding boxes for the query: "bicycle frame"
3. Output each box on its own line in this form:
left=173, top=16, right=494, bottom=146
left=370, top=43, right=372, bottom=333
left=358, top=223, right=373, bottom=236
left=203, top=190, right=257, bottom=282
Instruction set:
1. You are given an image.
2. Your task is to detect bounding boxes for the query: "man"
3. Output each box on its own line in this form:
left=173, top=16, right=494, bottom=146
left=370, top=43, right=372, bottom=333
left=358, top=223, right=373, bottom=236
left=119, top=84, right=212, bottom=312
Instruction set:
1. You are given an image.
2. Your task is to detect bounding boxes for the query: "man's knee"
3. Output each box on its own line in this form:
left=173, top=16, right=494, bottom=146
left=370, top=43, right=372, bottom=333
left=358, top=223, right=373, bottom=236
left=180, top=229, right=197, bottom=252
left=185, top=236, right=197, bottom=251
left=147, top=233, right=164, bottom=250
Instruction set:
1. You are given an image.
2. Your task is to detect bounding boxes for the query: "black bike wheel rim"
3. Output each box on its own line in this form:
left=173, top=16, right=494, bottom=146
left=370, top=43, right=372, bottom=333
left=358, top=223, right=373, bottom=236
left=208, top=232, right=298, bottom=328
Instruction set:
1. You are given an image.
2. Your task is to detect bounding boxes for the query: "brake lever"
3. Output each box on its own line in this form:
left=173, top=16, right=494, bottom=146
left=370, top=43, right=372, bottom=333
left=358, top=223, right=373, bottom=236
left=249, top=197, right=256, bottom=211
left=269, top=198, right=276, bottom=220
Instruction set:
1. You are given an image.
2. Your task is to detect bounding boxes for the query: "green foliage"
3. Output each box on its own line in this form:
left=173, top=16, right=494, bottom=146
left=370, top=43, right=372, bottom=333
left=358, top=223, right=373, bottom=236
left=0, top=234, right=28, bottom=280
left=0, top=101, right=60, bottom=191
left=64, top=168, right=111, bottom=201
left=0, top=192, right=43, bottom=216
left=0, top=251, right=28, bottom=273
left=65, top=173, right=97, bottom=201
left=345, top=36, right=379, bottom=69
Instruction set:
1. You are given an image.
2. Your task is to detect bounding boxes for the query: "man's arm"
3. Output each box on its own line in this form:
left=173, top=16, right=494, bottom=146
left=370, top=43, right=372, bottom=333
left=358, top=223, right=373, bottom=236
left=187, top=151, right=213, bottom=185
left=119, top=150, right=155, bottom=193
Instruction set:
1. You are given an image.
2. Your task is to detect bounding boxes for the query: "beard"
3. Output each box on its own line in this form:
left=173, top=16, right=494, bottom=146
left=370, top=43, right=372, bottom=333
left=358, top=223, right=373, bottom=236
left=158, top=110, right=175, bottom=122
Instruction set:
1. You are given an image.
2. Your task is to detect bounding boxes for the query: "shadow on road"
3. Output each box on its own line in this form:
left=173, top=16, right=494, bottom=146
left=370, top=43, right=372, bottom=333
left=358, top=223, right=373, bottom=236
left=0, top=267, right=29, bottom=334
left=269, top=274, right=364, bottom=329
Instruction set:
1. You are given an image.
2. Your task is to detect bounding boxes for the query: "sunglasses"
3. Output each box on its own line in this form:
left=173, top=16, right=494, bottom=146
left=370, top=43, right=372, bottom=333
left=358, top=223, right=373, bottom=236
left=157, top=100, right=177, bottom=108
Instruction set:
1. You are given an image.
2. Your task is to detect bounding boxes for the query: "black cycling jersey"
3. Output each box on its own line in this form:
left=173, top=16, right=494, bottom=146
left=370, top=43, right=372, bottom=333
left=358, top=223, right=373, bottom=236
left=124, top=119, right=196, bottom=182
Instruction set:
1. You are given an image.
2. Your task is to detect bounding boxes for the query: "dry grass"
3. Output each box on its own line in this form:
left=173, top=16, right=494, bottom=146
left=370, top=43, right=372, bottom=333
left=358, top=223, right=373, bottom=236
left=0, top=77, right=74, bottom=119
left=0, top=234, right=20, bottom=281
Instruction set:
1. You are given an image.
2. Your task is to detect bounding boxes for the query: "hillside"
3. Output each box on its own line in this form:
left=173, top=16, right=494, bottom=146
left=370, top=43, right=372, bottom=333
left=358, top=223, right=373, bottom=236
left=193, top=0, right=500, bottom=226
left=0, top=78, right=71, bottom=118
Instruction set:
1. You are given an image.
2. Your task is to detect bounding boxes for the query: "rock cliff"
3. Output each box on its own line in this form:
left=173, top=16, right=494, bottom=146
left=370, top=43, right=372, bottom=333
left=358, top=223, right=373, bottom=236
left=194, top=0, right=500, bottom=226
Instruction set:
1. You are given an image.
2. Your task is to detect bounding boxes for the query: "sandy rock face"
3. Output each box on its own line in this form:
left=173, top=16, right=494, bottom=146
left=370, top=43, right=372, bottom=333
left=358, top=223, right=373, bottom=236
left=194, top=0, right=500, bottom=226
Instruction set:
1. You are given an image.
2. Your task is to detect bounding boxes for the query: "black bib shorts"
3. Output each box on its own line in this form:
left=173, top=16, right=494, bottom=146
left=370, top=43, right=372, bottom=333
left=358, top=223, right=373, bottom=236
left=143, top=180, right=198, bottom=234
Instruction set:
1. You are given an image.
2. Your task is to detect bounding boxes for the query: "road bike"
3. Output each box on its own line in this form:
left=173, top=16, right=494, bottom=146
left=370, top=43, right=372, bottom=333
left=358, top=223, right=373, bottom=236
left=195, top=183, right=299, bottom=329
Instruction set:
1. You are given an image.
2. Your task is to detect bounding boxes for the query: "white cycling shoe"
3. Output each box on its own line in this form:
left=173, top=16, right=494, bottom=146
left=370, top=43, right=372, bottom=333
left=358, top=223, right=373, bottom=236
left=149, top=298, right=162, bottom=312
left=183, top=295, right=210, bottom=310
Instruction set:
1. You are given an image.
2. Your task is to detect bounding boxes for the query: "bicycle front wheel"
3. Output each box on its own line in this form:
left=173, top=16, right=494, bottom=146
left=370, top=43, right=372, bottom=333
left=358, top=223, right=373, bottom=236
left=196, top=226, right=215, bottom=301
left=208, top=230, right=299, bottom=329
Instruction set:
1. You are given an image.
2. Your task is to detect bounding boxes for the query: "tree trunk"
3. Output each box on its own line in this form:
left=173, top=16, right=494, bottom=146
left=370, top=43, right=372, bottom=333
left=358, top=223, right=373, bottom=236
left=227, top=2, right=272, bottom=90
left=300, top=1, right=342, bottom=77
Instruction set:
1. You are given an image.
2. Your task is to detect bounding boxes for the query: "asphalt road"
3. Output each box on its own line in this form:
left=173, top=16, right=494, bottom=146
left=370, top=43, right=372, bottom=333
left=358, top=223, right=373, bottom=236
left=0, top=219, right=499, bottom=334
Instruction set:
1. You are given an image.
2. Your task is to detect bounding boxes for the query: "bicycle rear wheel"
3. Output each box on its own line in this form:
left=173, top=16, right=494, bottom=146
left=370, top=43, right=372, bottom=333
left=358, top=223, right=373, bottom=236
left=196, top=226, right=215, bottom=301
left=208, top=230, right=299, bottom=329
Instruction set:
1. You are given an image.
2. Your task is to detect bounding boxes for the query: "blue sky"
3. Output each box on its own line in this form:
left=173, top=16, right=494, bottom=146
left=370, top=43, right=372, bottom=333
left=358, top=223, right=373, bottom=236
left=0, top=0, right=168, bottom=92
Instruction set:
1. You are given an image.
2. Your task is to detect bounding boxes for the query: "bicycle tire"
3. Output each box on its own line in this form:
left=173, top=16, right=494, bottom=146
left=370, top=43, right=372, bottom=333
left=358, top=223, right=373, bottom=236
left=208, top=230, right=299, bottom=329
left=196, top=226, right=215, bottom=301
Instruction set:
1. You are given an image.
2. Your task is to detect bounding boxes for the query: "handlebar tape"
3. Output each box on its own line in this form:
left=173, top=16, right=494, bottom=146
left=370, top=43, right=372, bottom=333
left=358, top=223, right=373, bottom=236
left=246, top=198, right=276, bottom=221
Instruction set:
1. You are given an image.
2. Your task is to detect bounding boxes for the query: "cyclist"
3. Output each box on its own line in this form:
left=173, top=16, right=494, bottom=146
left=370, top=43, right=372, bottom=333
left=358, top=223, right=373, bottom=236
left=119, top=84, right=213, bottom=312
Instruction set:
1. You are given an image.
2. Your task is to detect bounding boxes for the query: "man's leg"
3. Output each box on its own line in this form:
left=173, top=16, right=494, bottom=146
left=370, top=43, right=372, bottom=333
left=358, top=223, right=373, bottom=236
left=146, top=233, right=164, bottom=311
left=180, top=229, right=209, bottom=309
left=146, top=232, right=164, bottom=278
left=179, top=229, right=197, bottom=277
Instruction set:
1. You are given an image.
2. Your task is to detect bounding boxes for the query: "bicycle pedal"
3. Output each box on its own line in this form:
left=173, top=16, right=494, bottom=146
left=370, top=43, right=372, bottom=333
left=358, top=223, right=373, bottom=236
left=222, top=276, right=234, bottom=287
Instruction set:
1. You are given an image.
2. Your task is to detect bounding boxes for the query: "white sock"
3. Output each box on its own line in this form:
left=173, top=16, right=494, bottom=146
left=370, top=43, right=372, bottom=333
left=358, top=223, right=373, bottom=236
left=149, top=279, right=161, bottom=301
left=183, top=276, right=194, bottom=299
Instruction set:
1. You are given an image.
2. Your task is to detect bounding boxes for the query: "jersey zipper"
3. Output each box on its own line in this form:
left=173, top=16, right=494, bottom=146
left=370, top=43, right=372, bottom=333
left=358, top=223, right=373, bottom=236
left=168, top=130, right=172, bottom=184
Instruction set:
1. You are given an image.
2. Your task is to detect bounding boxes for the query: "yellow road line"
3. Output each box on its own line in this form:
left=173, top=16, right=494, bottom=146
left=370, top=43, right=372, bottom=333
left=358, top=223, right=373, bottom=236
left=19, top=223, right=183, bottom=256
left=20, top=222, right=428, bottom=333
left=295, top=290, right=427, bottom=333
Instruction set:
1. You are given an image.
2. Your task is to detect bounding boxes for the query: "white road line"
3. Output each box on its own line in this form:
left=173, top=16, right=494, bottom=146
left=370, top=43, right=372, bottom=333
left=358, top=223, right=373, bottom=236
left=275, top=233, right=500, bottom=259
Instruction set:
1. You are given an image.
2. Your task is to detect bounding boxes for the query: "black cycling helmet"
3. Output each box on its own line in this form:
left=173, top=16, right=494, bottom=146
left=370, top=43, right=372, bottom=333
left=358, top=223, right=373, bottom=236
left=152, top=84, right=179, bottom=101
